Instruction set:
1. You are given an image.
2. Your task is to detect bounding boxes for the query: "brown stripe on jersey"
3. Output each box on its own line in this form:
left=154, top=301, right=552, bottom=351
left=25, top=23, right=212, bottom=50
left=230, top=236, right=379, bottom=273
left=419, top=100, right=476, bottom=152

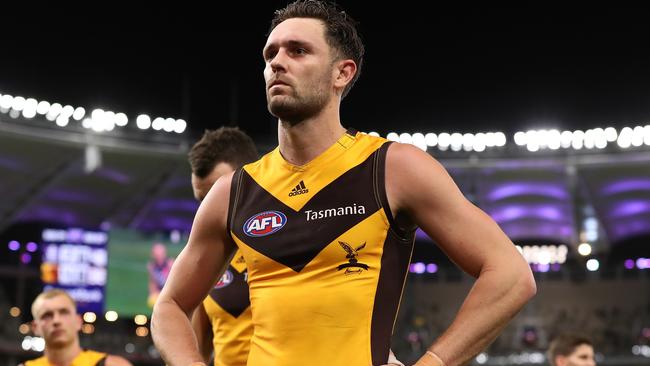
left=233, top=152, right=380, bottom=272
left=370, top=230, right=415, bottom=365
left=208, top=265, right=251, bottom=318
left=227, top=168, right=244, bottom=234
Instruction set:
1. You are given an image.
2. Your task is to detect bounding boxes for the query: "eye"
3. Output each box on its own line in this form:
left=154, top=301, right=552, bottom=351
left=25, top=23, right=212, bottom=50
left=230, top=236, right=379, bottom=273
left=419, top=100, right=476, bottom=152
left=294, top=48, right=307, bottom=55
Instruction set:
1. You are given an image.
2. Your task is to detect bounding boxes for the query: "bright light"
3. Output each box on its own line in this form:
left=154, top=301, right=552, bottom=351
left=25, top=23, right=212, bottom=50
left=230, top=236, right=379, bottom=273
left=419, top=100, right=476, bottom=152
left=83, top=312, right=97, bottom=323
left=19, top=323, right=30, bottom=334
left=163, top=118, right=175, bottom=132
left=399, top=132, right=412, bottom=144
left=36, top=101, right=50, bottom=114
left=61, top=105, right=74, bottom=117
left=152, top=117, right=164, bottom=130
left=514, top=131, right=526, bottom=146
left=136, top=326, right=149, bottom=337
left=136, top=114, right=151, bottom=129
left=105, top=310, right=118, bottom=322
left=11, top=96, right=26, bottom=111
left=494, top=132, right=507, bottom=147
left=55, top=115, right=69, bottom=127
left=82, top=118, right=92, bottom=129
left=9, top=307, right=21, bottom=317
left=134, top=314, right=148, bottom=325
left=476, top=353, right=488, bottom=364
left=578, top=243, right=592, bottom=256
left=586, top=258, right=599, bottom=272
left=0, top=94, right=13, bottom=109
left=174, top=119, right=187, bottom=134
left=73, top=107, right=86, bottom=121
left=115, top=112, right=128, bottom=126
left=425, top=133, right=437, bottom=146
left=81, top=324, right=95, bottom=334
left=367, top=131, right=380, bottom=137
left=386, top=132, right=399, bottom=141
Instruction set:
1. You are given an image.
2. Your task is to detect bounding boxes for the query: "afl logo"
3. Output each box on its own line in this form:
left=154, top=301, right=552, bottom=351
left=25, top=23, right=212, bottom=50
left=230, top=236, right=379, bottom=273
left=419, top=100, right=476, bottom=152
left=243, top=210, right=287, bottom=237
left=214, top=270, right=233, bottom=289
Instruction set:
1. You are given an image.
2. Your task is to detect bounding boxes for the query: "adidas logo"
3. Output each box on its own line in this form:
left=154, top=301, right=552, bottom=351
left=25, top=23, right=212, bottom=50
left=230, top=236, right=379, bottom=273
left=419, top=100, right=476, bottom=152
left=288, top=180, right=309, bottom=197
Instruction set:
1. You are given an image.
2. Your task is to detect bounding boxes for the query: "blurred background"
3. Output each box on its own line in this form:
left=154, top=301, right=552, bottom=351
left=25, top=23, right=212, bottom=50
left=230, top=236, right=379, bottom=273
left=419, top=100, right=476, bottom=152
left=1, top=2, right=649, bottom=365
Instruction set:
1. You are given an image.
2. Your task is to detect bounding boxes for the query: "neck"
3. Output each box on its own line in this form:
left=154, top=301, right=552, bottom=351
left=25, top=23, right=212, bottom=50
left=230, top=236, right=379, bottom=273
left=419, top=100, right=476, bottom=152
left=277, top=101, right=346, bottom=166
left=44, top=341, right=82, bottom=366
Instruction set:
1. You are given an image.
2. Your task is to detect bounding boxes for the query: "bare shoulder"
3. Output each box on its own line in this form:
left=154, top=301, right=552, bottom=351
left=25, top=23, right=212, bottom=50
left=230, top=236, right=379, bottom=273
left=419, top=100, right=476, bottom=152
left=105, top=355, right=133, bottom=366
left=385, top=141, right=447, bottom=176
left=385, top=142, right=459, bottom=213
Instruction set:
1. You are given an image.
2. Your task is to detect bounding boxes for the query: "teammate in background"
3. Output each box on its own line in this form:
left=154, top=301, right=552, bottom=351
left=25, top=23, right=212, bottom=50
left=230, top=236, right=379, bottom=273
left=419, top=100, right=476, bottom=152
left=21, top=289, right=132, bottom=366
left=188, top=127, right=258, bottom=366
left=547, top=333, right=596, bottom=366
left=151, top=1, right=536, bottom=365
left=147, top=242, right=174, bottom=308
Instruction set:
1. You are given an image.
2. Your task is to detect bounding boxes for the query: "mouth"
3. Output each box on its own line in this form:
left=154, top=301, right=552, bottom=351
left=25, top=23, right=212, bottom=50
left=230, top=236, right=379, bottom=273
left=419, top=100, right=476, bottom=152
left=269, top=80, right=289, bottom=89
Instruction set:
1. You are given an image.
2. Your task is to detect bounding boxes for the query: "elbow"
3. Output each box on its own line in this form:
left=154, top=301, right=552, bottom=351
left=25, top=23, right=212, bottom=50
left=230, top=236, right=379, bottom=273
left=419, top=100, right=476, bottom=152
left=518, top=263, right=537, bottom=302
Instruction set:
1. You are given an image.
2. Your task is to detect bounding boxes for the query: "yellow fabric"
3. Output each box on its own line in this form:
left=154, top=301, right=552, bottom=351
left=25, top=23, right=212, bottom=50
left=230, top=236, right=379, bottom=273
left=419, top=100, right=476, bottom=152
left=244, top=132, right=385, bottom=211
left=24, top=349, right=107, bottom=366
left=202, top=250, right=252, bottom=366
left=233, top=132, right=408, bottom=365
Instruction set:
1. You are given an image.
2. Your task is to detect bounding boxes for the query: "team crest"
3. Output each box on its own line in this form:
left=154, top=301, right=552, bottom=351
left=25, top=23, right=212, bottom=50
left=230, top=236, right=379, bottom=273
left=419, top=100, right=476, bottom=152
left=337, top=241, right=369, bottom=275
left=243, top=210, right=287, bottom=237
left=214, top=270, right=234, bottom=289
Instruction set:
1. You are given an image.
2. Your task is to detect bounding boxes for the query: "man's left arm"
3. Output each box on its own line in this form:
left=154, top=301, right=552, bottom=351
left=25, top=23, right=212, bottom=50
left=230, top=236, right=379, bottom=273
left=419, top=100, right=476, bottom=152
left=385, top=143, right=537, bottom=366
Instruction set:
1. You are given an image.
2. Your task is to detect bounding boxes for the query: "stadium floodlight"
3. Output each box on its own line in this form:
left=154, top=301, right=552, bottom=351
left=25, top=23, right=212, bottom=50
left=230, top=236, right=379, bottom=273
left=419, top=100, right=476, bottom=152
left=61, top=105, right=74, bottom=118
left=399, top=132, right=412, bottom=144
left=11, top=96, right=26, bottom=111
left=72, top=107, right=86, bottom=121
left=36, top=100, right=50, bottom=115
left=136, top=114, right=151, bottom=129
left=174, top=119, right=187, bottom=134
left=0, top=94, right=13, bottom=109
left=151, top=117, right=164, bottom=130
left=114, top=112, right=128, bottom=127
left=386, top=132, right=399, bottom=141
left=425, top=132, right=437, bottom=147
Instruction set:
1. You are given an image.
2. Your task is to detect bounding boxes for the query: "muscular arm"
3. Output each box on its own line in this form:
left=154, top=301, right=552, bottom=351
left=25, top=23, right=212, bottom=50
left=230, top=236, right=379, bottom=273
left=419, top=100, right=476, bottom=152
left=385, top=143, right=536, bottom=366
left=191, top=303, right=214, bottom=363
left=151, top=172, right=237, bottom=366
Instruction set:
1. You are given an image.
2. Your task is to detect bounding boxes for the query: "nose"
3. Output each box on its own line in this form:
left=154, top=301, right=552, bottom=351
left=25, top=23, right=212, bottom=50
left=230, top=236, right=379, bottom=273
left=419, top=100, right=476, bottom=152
left=269, top=49, right=287, bottom=73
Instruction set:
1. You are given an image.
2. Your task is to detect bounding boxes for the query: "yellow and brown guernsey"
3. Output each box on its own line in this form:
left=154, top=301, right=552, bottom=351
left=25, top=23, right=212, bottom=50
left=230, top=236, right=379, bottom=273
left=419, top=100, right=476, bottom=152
left=202, top=250, right=253, bottom=366
left=22, top=350, right=107, bottom=366
left=228, top=129, right=415, bottom=366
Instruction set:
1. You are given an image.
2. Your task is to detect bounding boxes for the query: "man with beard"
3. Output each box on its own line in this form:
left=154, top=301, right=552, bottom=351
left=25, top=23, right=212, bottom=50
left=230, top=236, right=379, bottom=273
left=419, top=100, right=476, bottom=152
left=151, top=1, right=536, bottom=365
left=21, top=289, right=132, bottom=366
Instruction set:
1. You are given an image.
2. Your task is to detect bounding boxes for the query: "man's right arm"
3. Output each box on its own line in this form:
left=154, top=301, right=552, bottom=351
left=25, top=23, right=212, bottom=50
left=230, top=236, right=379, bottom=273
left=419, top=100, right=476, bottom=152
left=151, top=172, right=237, bottom=366
left=191, top=304, right=214, bottom=363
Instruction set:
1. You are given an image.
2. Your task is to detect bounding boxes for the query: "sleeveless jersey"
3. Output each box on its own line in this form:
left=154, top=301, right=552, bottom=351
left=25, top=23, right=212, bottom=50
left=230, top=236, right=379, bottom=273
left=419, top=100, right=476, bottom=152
left=228, top=130, right=415, bottom=365
left=202, top=250, right=253, bottom=366
left=22, top=349, right=107, bottom=366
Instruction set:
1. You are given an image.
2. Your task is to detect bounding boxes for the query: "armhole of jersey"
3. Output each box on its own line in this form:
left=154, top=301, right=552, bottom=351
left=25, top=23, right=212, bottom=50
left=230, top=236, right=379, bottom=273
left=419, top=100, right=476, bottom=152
left=95, top=356, right=107, bottom=366
left=374, top=141, right=413, bottom=240
left=227, top=168, right=244, bottom=235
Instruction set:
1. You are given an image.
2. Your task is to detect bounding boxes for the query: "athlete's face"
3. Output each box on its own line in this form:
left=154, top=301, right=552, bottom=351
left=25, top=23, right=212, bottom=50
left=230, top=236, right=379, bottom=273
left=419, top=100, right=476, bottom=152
left=191, top=162, right=235, bottom=202
left=32, top=295, right=82, bottom=349
left=557, top=344, right=596, bottom=366
left=263, top=17, right=335, bottom=124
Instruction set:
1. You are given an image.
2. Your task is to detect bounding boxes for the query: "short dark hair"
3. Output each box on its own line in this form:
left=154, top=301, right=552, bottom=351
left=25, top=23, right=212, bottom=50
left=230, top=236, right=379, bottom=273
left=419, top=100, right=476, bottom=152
left=188, top=127, right=258, bottom=178
left=547, top=333, right=593, bottom=366
left=269, top=0, right=365, bottom=98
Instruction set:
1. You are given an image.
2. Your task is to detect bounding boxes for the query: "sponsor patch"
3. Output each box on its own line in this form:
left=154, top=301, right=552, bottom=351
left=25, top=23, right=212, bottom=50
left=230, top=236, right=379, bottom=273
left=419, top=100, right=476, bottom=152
left=243, top=210, right=287, bottom=237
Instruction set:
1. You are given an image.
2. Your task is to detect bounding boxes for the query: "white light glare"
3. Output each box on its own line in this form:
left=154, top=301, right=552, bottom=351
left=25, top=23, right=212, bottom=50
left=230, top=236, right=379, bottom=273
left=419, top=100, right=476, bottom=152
left=586, top=258, right=599, bottom=272
left=136, top=114, right=151, bottom=129
left=577, top=243, right=592, bottom=256
left=174, top=119, right=187, bottom=134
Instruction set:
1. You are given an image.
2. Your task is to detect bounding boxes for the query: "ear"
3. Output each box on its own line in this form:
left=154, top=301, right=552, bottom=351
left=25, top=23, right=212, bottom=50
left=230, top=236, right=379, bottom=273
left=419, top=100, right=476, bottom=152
left=333, top=59, right=357, bottom=95
left=74, top=314, right=83, bottom=332
left=555, top=355, right=567, bottom=366
left=31, top=320, right=42, bottom=337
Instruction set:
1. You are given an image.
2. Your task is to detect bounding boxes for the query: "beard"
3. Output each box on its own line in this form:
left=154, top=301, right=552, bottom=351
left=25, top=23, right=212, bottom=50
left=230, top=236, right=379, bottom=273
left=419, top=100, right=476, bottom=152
left=267, top=70, right=332, bottom=126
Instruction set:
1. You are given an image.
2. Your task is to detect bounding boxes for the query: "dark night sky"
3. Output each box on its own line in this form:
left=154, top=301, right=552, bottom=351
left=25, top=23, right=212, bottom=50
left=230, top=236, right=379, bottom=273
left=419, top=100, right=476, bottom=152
left=2, top=3, right=649, bottom=145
